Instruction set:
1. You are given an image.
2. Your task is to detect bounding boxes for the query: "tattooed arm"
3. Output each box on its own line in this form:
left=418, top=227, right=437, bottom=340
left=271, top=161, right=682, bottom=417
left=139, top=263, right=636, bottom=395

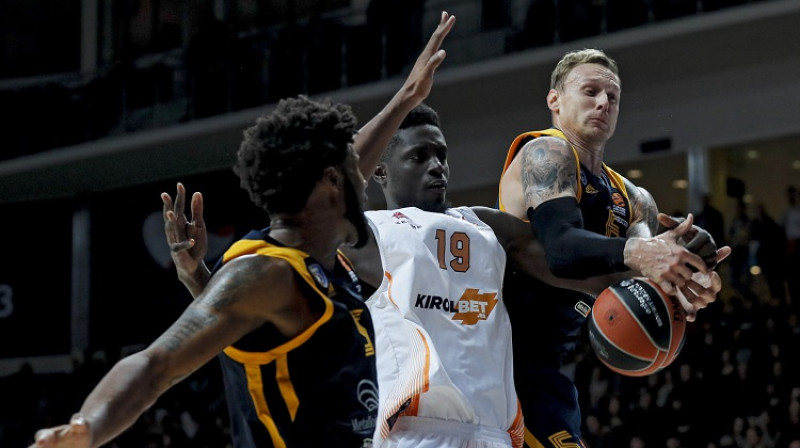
left=515, top=137, right=707, bottom=294
left=30, top=256, right=306, bottom=448
left=518, top=137, right=580, bottom=208
left=626, top=185, right=659, bottom=238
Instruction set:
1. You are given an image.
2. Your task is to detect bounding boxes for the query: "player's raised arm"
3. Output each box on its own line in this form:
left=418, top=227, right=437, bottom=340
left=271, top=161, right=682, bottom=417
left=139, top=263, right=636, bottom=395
left=353, top=11, right=455, bottom=177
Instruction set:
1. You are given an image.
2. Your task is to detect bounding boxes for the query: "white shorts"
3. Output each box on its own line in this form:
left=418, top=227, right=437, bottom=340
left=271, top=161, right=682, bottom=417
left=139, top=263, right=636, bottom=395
left=382, top=416, right=514, bottom=448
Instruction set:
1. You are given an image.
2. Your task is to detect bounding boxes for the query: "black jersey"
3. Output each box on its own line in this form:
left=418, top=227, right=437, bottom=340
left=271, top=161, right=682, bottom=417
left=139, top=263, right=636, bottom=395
left=215, top=229, right=378, bottom=448
left=498, top=129, right=634, bottom=446
left=500, top=128, right=634, bottom=368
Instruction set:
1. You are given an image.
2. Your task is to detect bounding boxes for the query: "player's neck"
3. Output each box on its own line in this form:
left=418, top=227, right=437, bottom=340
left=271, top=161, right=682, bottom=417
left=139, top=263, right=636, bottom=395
left=269, top=215, right=343, bottom=270
left=561, top=128, right=606, bottom=174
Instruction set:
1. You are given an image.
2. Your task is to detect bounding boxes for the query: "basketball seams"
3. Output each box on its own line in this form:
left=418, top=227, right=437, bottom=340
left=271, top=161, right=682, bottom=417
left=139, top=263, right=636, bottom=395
left=588, top=278, right=687, bottom=377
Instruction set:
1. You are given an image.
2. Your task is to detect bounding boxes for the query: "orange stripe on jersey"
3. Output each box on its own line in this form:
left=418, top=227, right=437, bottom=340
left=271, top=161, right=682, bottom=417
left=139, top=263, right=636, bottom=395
left=378, top=324, right=432, bottom=440
left=508, top=400, right=525, bottom=448
left=402, top=328, right=432, bottom=418
left=246, top=363, right=288, bottom=448
left=385, top=271, right=399, bottom=308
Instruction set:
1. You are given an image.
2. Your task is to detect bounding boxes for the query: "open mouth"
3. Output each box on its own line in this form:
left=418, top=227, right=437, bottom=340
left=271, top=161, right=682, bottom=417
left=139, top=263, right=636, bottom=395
left=428, top=180, right=447, bottom=190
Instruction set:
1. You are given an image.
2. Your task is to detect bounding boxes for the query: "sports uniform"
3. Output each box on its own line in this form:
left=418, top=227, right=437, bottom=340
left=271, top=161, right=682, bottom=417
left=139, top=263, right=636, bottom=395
left=498, top=129, right=634, bottom=448
left=215, top=229, right=378, bottom=448
left=365, top=207, right=525, bottom=448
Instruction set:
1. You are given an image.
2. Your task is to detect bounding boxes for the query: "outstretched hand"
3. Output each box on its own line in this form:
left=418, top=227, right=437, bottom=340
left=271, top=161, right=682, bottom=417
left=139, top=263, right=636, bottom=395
left=161, top=182, right=208, bottom=281
left=30, top=414, right=91, bottom=448
left=398, top=11, right=456, bottom=106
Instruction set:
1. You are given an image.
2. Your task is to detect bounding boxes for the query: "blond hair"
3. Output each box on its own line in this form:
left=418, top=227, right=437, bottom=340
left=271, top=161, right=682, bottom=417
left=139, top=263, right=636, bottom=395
left=550, top=49, right=619, bottom=90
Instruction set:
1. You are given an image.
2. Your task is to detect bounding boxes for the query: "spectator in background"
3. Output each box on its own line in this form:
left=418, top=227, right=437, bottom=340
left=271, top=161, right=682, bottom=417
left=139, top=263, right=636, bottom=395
left=783, top=186, right=800, bottom=307
left=728, top=199, right=753, bottom=300
left=695, top=194, right=726, bottom=250
left=751, top=203, right=787, bottom=302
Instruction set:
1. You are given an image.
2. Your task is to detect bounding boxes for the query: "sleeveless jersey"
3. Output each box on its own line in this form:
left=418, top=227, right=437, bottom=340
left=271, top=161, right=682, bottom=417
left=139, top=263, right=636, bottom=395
left=216, top=229, right=378, bottom=448
left=498, top=128, right=634, bottom=368
left=365, top=207, right=524, bottom=448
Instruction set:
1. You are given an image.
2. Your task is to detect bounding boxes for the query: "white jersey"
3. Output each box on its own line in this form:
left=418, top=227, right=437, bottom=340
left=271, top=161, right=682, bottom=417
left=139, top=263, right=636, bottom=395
left=365, top=207, right=523, bottom=448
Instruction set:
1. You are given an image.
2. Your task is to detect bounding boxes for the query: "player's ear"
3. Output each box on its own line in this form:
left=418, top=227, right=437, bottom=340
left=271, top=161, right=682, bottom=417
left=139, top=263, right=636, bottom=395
left=372, top=164, right=388, bottom=188
left=323, top=166, right=343, bottom=189
left=547, top=89, right=559, bottom=112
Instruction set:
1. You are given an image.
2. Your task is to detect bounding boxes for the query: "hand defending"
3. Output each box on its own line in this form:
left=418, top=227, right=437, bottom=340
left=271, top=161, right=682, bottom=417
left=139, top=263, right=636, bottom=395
left=399, top=11, right=456, bottom=106
left=161, top=182, right=208, bottom=283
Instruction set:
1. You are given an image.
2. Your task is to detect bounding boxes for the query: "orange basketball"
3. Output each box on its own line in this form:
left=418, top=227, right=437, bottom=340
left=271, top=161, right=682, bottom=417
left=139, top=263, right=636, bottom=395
left=588, top=278, right=687, bottom=377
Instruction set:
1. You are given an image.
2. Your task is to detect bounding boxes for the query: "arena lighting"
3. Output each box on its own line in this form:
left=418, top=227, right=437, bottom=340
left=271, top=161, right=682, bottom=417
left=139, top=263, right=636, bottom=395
left=626, top=169, right=643, bottom=179
left=747, top=150, right=760, bottom=159
left=671, top=179, right=688, bottom=189
left=750, top=265, right=762, bottom=276
left=793, top=160, right=800, bottom=169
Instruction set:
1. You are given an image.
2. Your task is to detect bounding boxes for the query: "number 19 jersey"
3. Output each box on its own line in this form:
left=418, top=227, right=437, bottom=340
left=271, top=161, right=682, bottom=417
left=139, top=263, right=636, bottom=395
left=365, top=207, right=523, bottom=448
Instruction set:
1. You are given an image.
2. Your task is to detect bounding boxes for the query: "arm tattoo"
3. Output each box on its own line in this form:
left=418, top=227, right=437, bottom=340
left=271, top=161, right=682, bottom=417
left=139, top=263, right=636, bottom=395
left=520, top=139, right=576, bottom=207
left=160, top=307, right=217, bottom=352
left=629, top=187, right=659, bottom=236
left=158, top=262, right=262, bottom=352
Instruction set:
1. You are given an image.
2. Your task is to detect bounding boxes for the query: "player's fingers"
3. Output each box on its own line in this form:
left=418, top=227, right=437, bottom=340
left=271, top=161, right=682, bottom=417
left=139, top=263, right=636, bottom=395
left=163, top=210, right=180, bottom=243
left=425, top=12, right=455, bottom=55
left=682, top=279, right=715, bottom=307
left=161, top=192, right=174, bottom=219
left=174, top=182, right=186, bottom=216
left=716, top=246, right=732, bottom=263
left=669, top=213, right=695, bottom=239
left=657, top=279, right=677, bottom=296
left=681, top=249, right=708, bottom=275
left=657, top=213, right=682, bottom=230
left=673, top=287, right=698, bottom=322
left=190, top=192, right=206, bottom=229
left=170, top=239, right=195, bottom=254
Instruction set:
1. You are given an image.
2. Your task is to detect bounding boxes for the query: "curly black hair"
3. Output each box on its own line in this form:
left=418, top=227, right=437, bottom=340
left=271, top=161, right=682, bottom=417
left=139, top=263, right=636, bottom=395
left=382, top=103, right=441, bottom=162
left=234, top=95, right=358, bottom=214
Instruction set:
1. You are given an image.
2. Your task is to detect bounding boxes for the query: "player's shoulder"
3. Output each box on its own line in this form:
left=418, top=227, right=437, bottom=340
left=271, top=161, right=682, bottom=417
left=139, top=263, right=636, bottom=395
left=217, top=251, right=297, bottom=293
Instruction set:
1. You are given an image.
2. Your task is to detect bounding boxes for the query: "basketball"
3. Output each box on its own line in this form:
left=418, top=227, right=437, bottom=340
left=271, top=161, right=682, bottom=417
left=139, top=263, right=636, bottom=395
left=588, top=278, right=687, bottom=377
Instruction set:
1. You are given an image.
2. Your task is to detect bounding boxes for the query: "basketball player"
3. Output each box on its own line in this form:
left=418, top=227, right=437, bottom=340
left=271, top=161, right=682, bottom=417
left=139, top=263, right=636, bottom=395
left=162, top=21, right=723, bottom=447
left=30, top=96, right=377, bottom=448
left=496, top=48, right=732, bottom=447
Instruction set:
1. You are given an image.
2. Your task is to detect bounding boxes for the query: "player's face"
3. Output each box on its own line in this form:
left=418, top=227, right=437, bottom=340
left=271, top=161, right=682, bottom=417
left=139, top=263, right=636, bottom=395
left=382, top=125, right=450, bottom=213
left=342, top=147, right=370, bottom=248
left=553, top=63, right=620, bottom=145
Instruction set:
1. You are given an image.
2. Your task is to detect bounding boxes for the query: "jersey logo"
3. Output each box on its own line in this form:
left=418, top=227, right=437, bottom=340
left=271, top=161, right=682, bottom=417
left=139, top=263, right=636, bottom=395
left=584, top=184, right=598, bottom=194
left=352, top=379, right=377, bottom=436
left=452, top=289, right=499, bottom=325
left=357, top=379, right=379, bottom=412
left=307, top=263, right=329, bottom=290
left=392, top=212, right=421, bottom=229
left=574, top=300, right=591, bottom=318
left=611, top=192, right=626, bottom=208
